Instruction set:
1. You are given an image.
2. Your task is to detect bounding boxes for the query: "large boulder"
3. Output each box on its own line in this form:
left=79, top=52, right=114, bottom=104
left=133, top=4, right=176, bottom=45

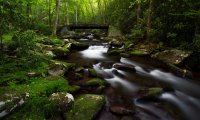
left=65, top=94, right=104, bottom=120
left=49, top=92, right=74, bottom=112
left=151, top=49, right=192, bottom=65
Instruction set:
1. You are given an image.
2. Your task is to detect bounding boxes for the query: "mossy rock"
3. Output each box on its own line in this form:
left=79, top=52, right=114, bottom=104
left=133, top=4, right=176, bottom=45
left=108, top=49, right=124, bottom=56
left=147, top=87, right=163, bottom=96
left=51, top=60, right=75, bottom=71
left=52, top=47, right=69, bottom=58
left=151, top=49, right=192, bottom=65
left=130, top=49, right=149, bottom=56
left=65, top=94, right=105, bottom=120
left=85, top=78, right=106, bottom=86
left=74, top=73, right=84, bottom=80
left=88, top=68, right=98, bottom=77
left=96, top=85, right=106, bottom=93
left=71, top=43, right=89, bottom=50
left=110, top=40, right=123, bottom=47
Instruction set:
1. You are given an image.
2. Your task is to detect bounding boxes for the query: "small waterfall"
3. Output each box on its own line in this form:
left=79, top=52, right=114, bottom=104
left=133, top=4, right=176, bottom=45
left=80, top=45, right=108, bottom=59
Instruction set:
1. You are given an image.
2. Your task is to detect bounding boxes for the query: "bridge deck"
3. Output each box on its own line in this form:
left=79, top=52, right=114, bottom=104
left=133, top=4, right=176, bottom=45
left=67, top=24, right=109, bottom=30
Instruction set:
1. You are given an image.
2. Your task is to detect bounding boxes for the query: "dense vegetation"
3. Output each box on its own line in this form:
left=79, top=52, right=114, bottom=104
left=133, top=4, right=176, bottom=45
left=1, top=0, right=200, bottom=119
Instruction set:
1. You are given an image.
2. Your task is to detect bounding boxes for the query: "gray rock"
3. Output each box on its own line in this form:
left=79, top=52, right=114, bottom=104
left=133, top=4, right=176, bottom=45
left=48, top=63, right=66, bottom=76
left=49, top=92, right=74, bottom=112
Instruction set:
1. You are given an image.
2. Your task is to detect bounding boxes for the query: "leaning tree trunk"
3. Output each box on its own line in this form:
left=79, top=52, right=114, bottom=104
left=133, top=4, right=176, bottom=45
left=53, top=0, right=61, bottom=35
left=146, top=0, right=152, bottom=41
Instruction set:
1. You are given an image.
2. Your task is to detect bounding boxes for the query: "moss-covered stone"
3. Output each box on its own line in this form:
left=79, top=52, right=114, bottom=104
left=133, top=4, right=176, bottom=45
left=110, top=40, right=123, bottom=47
left=74, top=73, right=84, bottom=80
left=151, top=49, right=192, bottom=65
left=52, top=47, right=69, bottom=58
left=96, top=85, right=106, bottom=93
left=108, top=49, right=124, bottom=56
left=50, top=60, right=75, bottom=72
left=130, top=49, right=149, bottom=56
left=147, top=87, right=163, bottom=96
left=88, top=68, right=98, bottom=77
left=85, top=78, right=106, bottom=86
left=65, top=94, right=105, bottom=120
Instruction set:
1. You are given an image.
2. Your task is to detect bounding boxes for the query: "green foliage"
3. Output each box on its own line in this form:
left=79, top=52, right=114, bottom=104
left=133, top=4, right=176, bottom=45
left=191, top=34, right=200, bottom=52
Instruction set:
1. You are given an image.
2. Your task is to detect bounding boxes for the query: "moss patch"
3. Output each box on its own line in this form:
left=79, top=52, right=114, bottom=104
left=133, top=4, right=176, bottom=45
left=65, top=94, right=105, bottom=120
left=85, top=78, right=106, bottom=86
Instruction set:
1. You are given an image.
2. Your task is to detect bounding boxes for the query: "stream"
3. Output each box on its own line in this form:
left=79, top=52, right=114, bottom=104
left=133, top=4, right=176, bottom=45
left=66, top=38, right=200, bottom=120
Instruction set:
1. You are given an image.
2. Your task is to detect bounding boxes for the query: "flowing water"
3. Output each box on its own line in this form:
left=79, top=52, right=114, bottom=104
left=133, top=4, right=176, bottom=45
left=67, top=40, right=200, bottom=120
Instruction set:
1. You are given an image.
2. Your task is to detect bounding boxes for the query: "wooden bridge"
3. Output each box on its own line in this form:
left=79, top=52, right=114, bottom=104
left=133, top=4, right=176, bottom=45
left=68, top=24, right=109, bottom=30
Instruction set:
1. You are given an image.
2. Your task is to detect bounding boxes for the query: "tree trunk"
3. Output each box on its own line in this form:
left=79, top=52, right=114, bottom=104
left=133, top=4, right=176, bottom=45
left=65, top=0, right=69, bottom=25
left=89, top=0, right=95, bottom=23
left=48, top=0, right=52, bottom=27
left=53, top=0, right=61, bottom=35
left=137, top=2, right=141, bottom=24
left=75, top=0, right=78, bottom=25
left=147, top=0, right=152, bottom=41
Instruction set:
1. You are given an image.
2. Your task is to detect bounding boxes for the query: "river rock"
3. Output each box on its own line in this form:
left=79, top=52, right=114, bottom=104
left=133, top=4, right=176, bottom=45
left=108, top=48, right=125, bottom=56
left=139, top=87, right=163, bottom=98
left=48, top=61, right=75, bottom=76
left=151, top=49, right=192, bottom=65
left=85, top=78, right=106, bottom=86
left=110, top=39, right=124, bottom=47
left=113, top=63, right=136, bottom=72
left=0, top=93, right=29, bottom=119
left=65, top=94, right=104, bottom=120
left=130, top=49, right=149, bottom=56
left=52, top=46, right=69, bottom=58
left=48, top=63, right=66, bottom=76
left=71, top=42, right=89, bottom=50
left=49, top=92, right=74, bottom=112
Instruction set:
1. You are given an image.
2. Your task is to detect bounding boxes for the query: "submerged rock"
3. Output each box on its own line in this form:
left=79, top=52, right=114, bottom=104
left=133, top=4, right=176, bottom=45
left=113, top=63, right=136, bottom=72
left=65, top=94, right=104, bottom=120
left=49, top=92, right=74, bottom=112
left=71, top=42, right=89, bottom=50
